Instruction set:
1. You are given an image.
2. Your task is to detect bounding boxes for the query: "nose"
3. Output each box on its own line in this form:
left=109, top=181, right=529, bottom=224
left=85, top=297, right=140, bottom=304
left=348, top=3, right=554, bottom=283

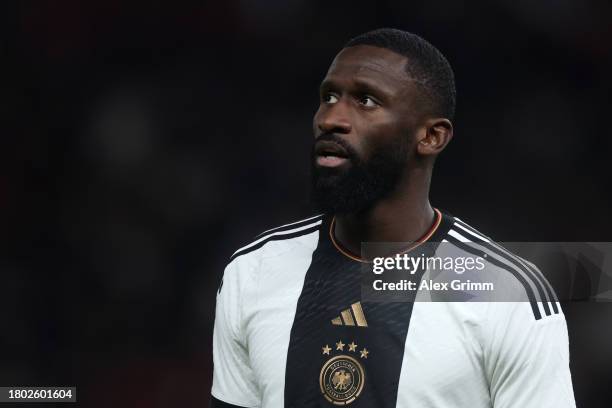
left=316, top=102, right=352, bottom=135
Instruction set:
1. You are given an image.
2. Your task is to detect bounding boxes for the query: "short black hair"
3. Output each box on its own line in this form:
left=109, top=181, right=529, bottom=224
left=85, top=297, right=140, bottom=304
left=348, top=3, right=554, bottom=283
left=345, top=28, right=456, bottom=120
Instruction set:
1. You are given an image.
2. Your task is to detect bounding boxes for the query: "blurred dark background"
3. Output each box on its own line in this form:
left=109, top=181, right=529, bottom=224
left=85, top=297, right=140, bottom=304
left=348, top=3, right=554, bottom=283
left=2, top=0, right=611, bottom=406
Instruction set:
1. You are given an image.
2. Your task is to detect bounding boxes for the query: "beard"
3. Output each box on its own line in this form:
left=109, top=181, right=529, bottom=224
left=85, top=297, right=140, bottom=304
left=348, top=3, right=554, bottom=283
left=311, top=133, right=410, bottom=215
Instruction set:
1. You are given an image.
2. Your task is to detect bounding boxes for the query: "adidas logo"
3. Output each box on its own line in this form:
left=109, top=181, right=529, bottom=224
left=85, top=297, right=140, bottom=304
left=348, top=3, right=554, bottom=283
left=331, top=302, right=368, bottom=327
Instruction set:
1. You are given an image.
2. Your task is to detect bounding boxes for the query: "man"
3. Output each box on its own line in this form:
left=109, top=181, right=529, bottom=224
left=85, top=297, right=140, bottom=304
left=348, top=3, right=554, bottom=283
left=211, top=28, right=575, bottom=407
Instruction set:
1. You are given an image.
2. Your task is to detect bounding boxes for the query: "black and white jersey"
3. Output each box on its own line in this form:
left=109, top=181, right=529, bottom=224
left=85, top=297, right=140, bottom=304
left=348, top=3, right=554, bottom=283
left=211, top=210, right=575, bottom=408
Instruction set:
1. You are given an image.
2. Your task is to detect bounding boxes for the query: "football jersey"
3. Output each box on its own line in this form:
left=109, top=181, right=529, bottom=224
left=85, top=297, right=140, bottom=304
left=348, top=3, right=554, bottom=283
left=211, top=210, right=575, bottom=408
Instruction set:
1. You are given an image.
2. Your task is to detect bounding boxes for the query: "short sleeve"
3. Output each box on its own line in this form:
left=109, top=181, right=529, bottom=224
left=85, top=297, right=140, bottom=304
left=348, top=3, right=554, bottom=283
left=484, top=302, right=575, bottom=408
left=211, top=261, right=260, bottom=407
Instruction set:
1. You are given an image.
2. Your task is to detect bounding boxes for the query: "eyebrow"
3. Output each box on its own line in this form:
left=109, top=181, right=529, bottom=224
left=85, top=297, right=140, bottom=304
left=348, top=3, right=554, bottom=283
left=319, top=78, right=336, bottom=92
left=319, top=77, right=394, bottom=99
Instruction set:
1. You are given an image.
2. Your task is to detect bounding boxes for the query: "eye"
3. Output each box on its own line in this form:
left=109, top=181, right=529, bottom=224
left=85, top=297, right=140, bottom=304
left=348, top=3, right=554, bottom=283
left=323, top=93, right=339, bottom=104
left=359, top=96, right=378, bottom=107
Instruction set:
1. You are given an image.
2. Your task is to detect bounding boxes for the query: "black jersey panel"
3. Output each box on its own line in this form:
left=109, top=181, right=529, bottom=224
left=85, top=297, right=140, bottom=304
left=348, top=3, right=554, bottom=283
left=284, top=213, right=452, bottom=407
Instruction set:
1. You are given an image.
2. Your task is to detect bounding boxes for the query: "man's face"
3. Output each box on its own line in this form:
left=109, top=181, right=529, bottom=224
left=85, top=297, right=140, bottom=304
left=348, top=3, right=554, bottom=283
left=311, top=45, right=422, bottom=214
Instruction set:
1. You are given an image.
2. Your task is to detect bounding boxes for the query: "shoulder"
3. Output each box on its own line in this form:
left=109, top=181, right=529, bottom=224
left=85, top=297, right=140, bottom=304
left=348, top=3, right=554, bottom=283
left=228, top=213, right=324, bottom=264
left=218, top=213, right=324, bottom=298
left=438, top=213, right=561, bottom=321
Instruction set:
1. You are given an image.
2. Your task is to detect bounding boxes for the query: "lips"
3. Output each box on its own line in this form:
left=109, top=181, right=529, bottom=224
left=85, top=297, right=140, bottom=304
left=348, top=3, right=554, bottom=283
left=315, top=140, right=350, bottom=168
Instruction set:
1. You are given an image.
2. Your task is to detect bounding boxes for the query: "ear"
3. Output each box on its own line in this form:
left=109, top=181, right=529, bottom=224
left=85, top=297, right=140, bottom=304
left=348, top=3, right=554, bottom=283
left=416, top=118, right=453, bottom=156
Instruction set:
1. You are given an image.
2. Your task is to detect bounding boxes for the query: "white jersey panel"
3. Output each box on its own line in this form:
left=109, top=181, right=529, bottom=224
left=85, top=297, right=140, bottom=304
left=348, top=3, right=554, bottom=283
left=212, top=225, right=320, bottom=407
left=243, top=230, right=320, bottom=407
left=397, top=301, right=490, bottom=407
left=212, top=253, right=261, bottom=406
left=485, top=302, right=575, bottom=408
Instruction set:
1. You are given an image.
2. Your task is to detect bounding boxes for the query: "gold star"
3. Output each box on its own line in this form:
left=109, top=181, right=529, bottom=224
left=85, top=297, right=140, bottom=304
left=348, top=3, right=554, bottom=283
left=348, top=341, right=358, bottom=352
left=322, top=345, right=331, bottom=355
left=360, top=348, right=369, bottom=359
left=336, top=340, right=345, bottom=351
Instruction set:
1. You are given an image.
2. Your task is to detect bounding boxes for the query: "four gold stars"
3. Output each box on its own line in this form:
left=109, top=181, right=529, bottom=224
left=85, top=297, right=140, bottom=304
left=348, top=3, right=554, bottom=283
left=322, top=340, right=370, bottom=359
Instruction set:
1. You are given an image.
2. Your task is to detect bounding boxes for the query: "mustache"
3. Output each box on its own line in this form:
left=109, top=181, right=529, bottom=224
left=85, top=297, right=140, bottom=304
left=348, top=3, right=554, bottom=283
left=313, top=133, right=359, bottom=160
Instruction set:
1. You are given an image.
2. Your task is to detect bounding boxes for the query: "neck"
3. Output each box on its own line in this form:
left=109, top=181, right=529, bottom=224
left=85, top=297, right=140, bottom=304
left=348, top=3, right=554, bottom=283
left=333, top=169, right=435, bottom=256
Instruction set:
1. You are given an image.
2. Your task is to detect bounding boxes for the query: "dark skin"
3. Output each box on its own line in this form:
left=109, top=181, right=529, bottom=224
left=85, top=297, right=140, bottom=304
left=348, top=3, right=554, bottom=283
left=313, top=45, right=454, bottom=255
